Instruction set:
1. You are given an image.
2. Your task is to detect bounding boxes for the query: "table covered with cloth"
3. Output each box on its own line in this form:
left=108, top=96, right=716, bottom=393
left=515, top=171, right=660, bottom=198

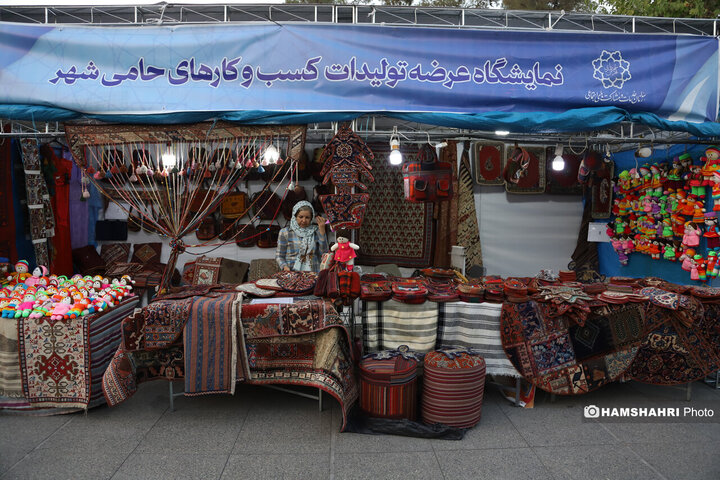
left=102, top=289, right=358, bottom=430
left=362, top=299, right=520, bottom=378
left=0, top=297, right=140, bottom=413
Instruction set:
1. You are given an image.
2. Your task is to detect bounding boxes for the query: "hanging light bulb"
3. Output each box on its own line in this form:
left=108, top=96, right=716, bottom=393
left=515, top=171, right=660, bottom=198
left=495, top=130, right=510, bottom=136
left=263, top=144, right=280, bottom=165
left=552, top=144, right=565, bottom=171
left=389, top=126, right=403, bottom=166
left=161, top=143, right=177, bottom=169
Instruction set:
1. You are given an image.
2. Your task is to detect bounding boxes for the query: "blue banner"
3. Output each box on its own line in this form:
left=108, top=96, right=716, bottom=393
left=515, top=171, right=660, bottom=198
left=0, top=22, right=717, bottom=124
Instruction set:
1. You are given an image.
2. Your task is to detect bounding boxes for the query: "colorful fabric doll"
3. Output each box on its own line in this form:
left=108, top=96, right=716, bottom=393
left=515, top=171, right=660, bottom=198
left=707, top=252, right=718, bottom=278
left=686, top=165, right=707, bottom=200
left=682, top=222, right=701, bottom=248
left=690, top=255, right=701, bottom=281
left=611, top=238, right=628, bottom=265
left=6, top=260, right=31, bottom=285
left=649, top=165, right=664, bottom=197
left=712, top=172, right=720, bottom=212
left=330, top=232, right=360, bottom=271
left=647, top=241, right=661, bottom=260
left=666, top=158, right=685, bottom=191
left=50, top=295, right=73, bottom=321
left=696, top=255, right=707, bottom=281
left=703, top=213, right=720, bottom=250
left=663, top=242, right=676, bottom=261
left=14, top=290, right=37, bottom=318
left=680, top=248, right=696, bottom=271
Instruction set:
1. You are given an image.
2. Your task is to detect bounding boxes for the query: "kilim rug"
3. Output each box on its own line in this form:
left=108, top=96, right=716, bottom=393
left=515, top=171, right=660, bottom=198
left=629, top=290, right=720, bottom=385
left=18, top=314, right=91, bottom=408
left=457, top=142, right=482, bottom=269
left=143, top=297, right=194, bottom=350
left=0, top=316, right=23, bottom=397
left=362, top=299, right=438, bottom=354
left=184, top=292, right=243, bottom=396
left=501, top=300, right=645, bottom=394
left=433, top=141, right=459, bottom=268
left=437, top=302, right=520, bottom=378
left=357, top=143, right=435, bottom=268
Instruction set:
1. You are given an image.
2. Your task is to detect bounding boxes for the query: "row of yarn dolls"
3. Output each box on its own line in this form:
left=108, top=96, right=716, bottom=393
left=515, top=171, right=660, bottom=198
left=608, top=146, right=720, bottom=282
left=1, top=260, right=135, bottom=320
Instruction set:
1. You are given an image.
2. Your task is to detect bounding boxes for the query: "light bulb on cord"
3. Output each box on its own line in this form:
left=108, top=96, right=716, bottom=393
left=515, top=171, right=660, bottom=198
left=161, top=144, right=177, bottom=169
left=389, top=126, right=403, bottom=165
left=552, top=143, right=565, bottom=171
left=263, top=144, right=280, bottom=165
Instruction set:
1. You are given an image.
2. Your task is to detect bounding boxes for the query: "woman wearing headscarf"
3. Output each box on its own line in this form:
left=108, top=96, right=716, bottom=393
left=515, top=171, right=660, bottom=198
left=275, top=200, right=328, bottom=272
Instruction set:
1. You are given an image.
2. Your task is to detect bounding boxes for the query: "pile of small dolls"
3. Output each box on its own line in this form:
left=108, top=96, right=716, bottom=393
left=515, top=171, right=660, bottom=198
left=608, top=146, right=720, bottom=281
left=1, top=260, right=135, bottom=320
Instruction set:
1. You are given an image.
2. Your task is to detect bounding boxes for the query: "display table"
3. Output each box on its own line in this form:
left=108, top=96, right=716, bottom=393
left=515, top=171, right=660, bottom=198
left=362, top=299, right=521, bottom=378
left=102, top=289, right=358, bottom=430
left=0, top=297, right=140, bottom=413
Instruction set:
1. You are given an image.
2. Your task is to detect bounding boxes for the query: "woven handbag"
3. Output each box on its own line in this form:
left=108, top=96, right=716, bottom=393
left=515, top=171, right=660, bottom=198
left=252, top=190, right=282, bottom=221
left=256, top=224, right=281, bottom=248
left=196, top=216, right=217, bottom=241
left=220, top=191, right=249, bottom=219
left=235, top=224, right=258, bottom=248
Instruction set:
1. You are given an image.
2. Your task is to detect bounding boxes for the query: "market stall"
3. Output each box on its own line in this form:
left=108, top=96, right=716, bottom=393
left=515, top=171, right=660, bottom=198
left=2, top=5, right=720, bottom=429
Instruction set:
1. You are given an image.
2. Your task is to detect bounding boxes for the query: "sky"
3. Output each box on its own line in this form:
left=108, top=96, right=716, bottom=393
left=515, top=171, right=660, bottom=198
left=3, top=1, right=286, bottom=6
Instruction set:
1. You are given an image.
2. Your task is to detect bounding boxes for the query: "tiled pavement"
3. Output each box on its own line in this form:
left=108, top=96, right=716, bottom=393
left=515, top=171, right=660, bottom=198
left=1, top=379, right=719, bottom=480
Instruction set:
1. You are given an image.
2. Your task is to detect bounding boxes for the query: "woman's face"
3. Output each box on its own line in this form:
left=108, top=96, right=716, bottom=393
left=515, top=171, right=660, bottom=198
left=295, top=208, right=312, bottom=228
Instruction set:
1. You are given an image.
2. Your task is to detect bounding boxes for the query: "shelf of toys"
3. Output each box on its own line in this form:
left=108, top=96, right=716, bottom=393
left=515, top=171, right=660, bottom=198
left=603, top=145, right=720, bottom=285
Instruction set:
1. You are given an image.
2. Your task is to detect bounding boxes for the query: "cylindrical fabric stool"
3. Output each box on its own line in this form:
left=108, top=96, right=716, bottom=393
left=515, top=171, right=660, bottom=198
left=422, top=349, right=486, bottom=428
left=359, top=348, right=419, bottom=420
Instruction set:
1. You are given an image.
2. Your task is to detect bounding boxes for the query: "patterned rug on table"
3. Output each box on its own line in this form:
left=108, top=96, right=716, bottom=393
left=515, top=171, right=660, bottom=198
left=501, top=300, right=645, bottom=394
left=243, top=300, right=357, bottom=431
left=18, top=315, right=91, bottom=408
left=357, top=143, right=435, bottom=268
left=629, top=289, right=720, bottom=385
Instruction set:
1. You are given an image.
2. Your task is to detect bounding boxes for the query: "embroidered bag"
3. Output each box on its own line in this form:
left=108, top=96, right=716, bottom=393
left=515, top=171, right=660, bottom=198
left=402, top=144, right=453, bottom=202
left=256, top=224, right=281, bottom=248
left=196, top=216, right=217, bottom=241
left=235, top=224, right=258, bottom=248
left=220, top=191, right=249, bottom=219
left=252, top=190, right=282, bottom=221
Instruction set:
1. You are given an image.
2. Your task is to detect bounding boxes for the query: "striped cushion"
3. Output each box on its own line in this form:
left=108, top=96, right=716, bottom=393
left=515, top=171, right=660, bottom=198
left=359, top=356, right=418, bottom=420
left=422, top=350, right=486, bottom=428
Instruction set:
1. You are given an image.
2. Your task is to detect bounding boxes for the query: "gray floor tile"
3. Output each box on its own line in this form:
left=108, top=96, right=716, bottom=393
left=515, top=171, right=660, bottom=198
left=436, top=448, right=553, bottom=480
left=533, top=444, right=662, bottom=480
left=333, top=452, right=442, bottom=480
left=0, top=414, right=70, bottom=453
left=632, top=441, right=720, bottom=480
left=134, top=399, right=249, bottom=455
left=220, top=453, right=329, bottom=480
left=0, top=446, right=29, bottom=477
left=111, top=453, right=228, bottom=480
left=599, top=420, right=718, bottom=444
left=233, top=402, right=332, bottom=454
left=1, top=448, right=129, bottom=480
left=432, top=401, right=529, bottom=451
left=503, top=403, right=617, bottom=447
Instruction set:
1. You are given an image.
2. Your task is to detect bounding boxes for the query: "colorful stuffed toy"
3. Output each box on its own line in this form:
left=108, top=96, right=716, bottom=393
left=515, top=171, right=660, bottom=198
left=330, top=231, right=360, bottom=271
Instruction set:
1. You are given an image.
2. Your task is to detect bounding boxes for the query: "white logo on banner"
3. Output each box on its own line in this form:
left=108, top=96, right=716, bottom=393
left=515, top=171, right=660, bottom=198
left=592, top=50, right=632, bottom=89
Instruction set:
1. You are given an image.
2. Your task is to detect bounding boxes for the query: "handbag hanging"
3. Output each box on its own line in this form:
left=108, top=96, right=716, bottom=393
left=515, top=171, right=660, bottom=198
left=220, top=191, right=250, bottom=219
left=235, top=223, right=258, bottom=248
left=256, top=224, right=282, bottom=248
left=252, top=190, right=282, bottom=221
left=196, top=216, right=218, bottom=241
left=402, top=143, right=453, bottom=202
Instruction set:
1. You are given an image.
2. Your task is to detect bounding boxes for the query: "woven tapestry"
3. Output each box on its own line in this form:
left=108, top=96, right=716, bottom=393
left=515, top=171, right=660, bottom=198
left=20, top=138, right=55, bottom=266
left=474, top=141, right=505, bottom=185
left=458, top=142, right=482, bottom=268
left=629, top=294, right=720, bottom=385
left=433, top=141, right=459, bottom=267
left=501, top=300, right=644, bottom=395
left=357, top=143, right=434, bottom=268
left=18, top=314, right=91, bottom=408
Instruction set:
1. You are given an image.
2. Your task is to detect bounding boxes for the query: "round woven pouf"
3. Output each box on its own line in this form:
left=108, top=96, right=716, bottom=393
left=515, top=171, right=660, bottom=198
left=359, top=354, right=419, bottom=420
left=422, top=349, right=486, bottom=428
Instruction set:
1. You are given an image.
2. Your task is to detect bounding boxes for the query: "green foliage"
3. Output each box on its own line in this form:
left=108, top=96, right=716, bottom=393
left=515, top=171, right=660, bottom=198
left=597, top=0, right=720, bottom=18
left=501, top=0, right=592, bottom=11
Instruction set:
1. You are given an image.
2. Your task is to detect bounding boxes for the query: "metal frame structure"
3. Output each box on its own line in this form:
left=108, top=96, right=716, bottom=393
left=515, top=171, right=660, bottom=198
left=0, top=4, right=717, bottom=37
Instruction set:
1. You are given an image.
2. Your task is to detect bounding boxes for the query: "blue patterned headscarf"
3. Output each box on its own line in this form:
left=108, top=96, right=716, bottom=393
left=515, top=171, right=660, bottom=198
left=290, top=200, right=317, bottom=271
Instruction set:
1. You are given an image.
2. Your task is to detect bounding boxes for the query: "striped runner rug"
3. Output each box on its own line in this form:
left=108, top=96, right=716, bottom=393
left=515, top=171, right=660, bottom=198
left=362, top=299, right=438, bottom=354
left=437, top=302, right=520, bottom=378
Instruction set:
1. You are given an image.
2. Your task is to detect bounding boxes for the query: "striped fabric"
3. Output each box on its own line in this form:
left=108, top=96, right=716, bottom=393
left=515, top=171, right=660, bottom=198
left=422, top=350, right=486, bottom=428
left=184, top=292, right=243, bottom=396
left=457, top=142, right=482, bottom=268
left=1, top=297, right=139, bottom=413
left=362, top=299, right=438, bottom=354
left=360, top=356, right=418, bottom=420
left=87, top=298, right=140, bottom=408
left=0, top=316, right=22, bottom=398
left=438, top=302, right=520, bottom=378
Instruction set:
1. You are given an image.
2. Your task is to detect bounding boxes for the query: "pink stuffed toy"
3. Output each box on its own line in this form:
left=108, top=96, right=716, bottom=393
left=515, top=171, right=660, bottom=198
left=331, top=231, right=360, bottom=272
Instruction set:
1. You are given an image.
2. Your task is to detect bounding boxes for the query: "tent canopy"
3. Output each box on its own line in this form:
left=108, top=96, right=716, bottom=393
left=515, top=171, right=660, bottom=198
left=0, top=21, right=718, bottom=136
